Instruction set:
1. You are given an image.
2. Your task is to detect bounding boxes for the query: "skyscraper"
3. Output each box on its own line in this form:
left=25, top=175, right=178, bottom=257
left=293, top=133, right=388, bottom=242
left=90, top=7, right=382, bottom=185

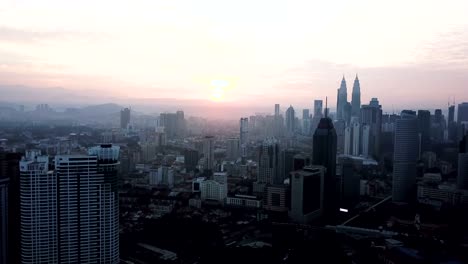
left=120, top=107, right=131, bottom=129
left=19, top=146, right=120, bottom=264
left=457, top=135, right=468, bottom=190
left=351, top=75, right=361, bottom=118
left=240, top=118, right=249, bottom=161
left=302, top=109, right=311, bottom=134
left=457, top=102, right=468, bottom=124
left=275, top=104, right=280, bottom=117
left=393, top=111, right=418, bottom=203
left=19, top=151, right=57, bottom=264
left=361, top=99, right=383, bottom=158
left=184, top=148, right=199, bottom=172
left=285, top=105, right=295, bottom=134
left=312, top=117, right=337, bottom=222
left=448, top=104, right=457, bottom=142
left=336, top=76, right=348, bottom=120
left=0, top=152, right=21, bottom=264
left=257, top=138, right=280, bottom=185
left=203, top=136, right=215, bottom=171
left=417, top=110, right=431, bottom=154
left=314, top=100, right=323, bottom=118
left=226, top=137, right=240, bottom=161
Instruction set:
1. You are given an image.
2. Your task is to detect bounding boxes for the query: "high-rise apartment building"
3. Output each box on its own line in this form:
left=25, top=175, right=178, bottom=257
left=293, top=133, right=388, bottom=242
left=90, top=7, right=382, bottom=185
left=393, top=111, right=418, bottom=203
left=226, top=137, right=240, bottom=161
left=19, top=145, right=120, bottom=264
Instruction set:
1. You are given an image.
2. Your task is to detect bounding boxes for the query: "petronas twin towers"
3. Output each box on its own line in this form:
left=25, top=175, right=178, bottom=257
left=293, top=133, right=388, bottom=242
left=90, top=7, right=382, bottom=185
left=336, top=75, right=361, bottom=122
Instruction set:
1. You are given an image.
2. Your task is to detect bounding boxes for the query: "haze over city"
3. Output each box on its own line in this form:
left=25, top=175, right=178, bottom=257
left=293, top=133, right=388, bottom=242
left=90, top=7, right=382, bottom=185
left=1, top=0, right=468, bottom=118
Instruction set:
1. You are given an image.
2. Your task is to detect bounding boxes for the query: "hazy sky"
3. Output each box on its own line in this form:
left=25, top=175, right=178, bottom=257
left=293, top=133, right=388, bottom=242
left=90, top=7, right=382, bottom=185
left=1, top=0, right=468, bottom=112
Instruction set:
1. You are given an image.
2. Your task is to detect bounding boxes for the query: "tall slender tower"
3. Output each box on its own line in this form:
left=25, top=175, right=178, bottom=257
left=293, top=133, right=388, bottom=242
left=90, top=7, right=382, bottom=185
left=312, top=117, right=337, bottom=223
left=393, top=111, right=418, bottom=203
left=351, top=74, right=361, bottom=118
left=336, top=76, right=348, bottom=120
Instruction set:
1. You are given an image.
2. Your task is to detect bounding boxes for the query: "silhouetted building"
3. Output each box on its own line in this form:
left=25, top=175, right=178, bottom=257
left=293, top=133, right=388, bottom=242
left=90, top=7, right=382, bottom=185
left=289, top=166, right=325, bottom=224
left=202, top=136, right=215, bottom=171
left=351, top=75, right=361, bottom=118
left=226, top=137, right=240, bottom=161
left=448, top=104, right=457, bottom=142
left=184, top=149, right=199, bottom=172
left=417, top=110, right=431, bottom=155
left=458, top=102, right=468, bottom=124
left=361, top=99, right=382, bottom=158
left=393, top=111, right=418, bottom=203
left=257, top=138, right=280, bottom=185
left=120, top=108, right=131, bottom=129
left=240, top=118, right=249, bottom=161
left=312, top=117, right=337, bottom=222
left=458, top=135, right=468, bottom=190
left=0, top=152, right=21, bottom=264
left=280, top=149, right=298, bottom=183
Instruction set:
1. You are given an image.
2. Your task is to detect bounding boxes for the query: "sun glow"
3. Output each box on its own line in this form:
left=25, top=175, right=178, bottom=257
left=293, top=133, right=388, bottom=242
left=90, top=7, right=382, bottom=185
left=210, top=79, right=230, bottom=101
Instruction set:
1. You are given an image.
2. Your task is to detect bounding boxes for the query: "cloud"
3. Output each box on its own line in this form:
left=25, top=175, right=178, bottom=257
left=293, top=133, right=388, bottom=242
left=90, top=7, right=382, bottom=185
left=0, top=26, right=107, bottom=44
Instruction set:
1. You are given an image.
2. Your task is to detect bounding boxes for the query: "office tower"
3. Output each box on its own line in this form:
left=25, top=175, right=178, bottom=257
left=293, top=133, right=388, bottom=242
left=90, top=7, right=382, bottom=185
left=152, top=166, right=174, bottom=188
left=203, top=136, right=215, bottom=171
left=289, top=166, right=325, bottom=224
left=417, top=110, right=431, bottom=154
left=351, top=75, right=361, bottom=117
left=240, top=117, right=249, bottom=161
left=458, top=135, right=468, bottom=190
left=448, top=104, right=457, bottom=142
left=120, top=108, right=131, bottom=129
left=0, top=152, right=21, bottom=264
left=334, top=120, right=346, bottom=155
left=343, top=102, right=352, bottom=125
left=360, top=99, right=383, bottom=158
left=337, top=157, right=360, bottom=208
left=302, top=109, right=311, bottom=134
left=293, top=153, right=310, bottom=171
left=336, top=76, right=348, bottom=120
left=257, top=138, right=280, bottom=185
left=160, top=113, right=178, bottom=138
left=312, top=117, right=337, bottom=222
left=393, top=111, right=418, bottom=203
left=280, top=149, right=298, bottom=183
left=458, top=102, right=468, bottom=124
left=285, top=106, right=295, bottom=134
left=432, top=109, right=446, bottom=143
left=184, top=149, right=199, bottom=172
left=19, top=151, right=57, bottom=264
left=275, top=104, right=280, bottom=116
left=226, top=137, right=240, bottom=161
left=314, top=100, right=323, bottom=118
left=176, top=110, right=186, bottom=137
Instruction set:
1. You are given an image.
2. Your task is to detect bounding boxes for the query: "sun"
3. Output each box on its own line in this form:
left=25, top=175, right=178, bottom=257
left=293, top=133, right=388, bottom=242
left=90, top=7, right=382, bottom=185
left=210, top=79, right=229, bottom=102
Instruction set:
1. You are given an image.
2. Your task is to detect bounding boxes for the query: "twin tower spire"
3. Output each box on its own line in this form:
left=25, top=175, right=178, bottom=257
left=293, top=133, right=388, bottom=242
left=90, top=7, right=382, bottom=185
left=336, top=75, right=361, bottom=121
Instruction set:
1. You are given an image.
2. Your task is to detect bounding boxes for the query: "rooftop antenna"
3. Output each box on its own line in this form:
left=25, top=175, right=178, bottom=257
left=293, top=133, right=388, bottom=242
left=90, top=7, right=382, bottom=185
left=325, top=96, right=328, bottom=118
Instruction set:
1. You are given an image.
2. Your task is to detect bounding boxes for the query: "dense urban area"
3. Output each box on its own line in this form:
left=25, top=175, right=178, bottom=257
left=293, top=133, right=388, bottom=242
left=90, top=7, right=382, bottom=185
left=1, top=76, right=468, bottom=263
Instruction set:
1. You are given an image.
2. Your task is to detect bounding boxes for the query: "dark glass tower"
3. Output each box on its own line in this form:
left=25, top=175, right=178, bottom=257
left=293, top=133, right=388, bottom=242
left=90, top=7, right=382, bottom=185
left=417, top=110, right=431, bottom=154
left=312, top=117, right=337, bottom=223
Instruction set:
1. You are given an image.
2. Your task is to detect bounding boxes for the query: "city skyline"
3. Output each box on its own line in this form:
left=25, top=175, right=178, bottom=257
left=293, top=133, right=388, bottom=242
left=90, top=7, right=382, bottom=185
left=1, top=0, right=468, bottom=112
